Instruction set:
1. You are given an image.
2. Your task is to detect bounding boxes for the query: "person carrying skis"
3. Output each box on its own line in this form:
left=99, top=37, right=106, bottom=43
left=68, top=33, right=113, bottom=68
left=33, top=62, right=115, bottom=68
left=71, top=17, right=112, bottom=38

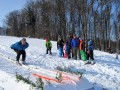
left=86, top=40, right=95, bottom=64
left=71, top=34, right=80, bottom=60
left=45, top=38, right=52, bottom=55
left=57, top=35, right=64, bottom=57
left=11, top=38, right=29, bottom=64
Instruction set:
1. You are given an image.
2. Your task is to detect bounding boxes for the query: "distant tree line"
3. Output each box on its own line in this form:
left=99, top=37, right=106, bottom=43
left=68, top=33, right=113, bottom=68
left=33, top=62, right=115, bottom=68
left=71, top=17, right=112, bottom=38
left=3, top=0, right=120, bottom=55
left=0, top=27, right=6, bottom=35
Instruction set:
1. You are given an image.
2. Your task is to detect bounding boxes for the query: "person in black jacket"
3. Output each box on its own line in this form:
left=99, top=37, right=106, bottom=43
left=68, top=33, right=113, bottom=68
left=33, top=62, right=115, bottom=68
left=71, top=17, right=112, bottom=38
left=57, top=36, right=64, bottom=57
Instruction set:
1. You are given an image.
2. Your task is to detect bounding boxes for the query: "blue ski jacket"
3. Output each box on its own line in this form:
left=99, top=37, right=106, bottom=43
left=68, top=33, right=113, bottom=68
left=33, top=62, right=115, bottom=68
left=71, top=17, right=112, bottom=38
left=11, top=41, right=29, bottom=50
left=71, top=38, right=80, bottom=48
left=87, top=45, right=94, bottom=51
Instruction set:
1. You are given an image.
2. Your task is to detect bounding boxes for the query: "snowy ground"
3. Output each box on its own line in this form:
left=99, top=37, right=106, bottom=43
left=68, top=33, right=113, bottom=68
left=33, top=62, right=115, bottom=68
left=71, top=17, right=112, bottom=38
left=0, top=36, right=120, bottom=90
left=0, top=69, right=30, bottom=90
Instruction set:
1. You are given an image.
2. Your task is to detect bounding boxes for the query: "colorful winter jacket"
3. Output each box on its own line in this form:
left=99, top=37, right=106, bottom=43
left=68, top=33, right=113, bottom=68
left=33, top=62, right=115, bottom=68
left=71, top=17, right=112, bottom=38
left=87, top=40, right=94, bottom=52
left=11, top=41, right=29, bottom=50
left=87, top=45, right=94, bottom=52
left=45, top=41, right=52, bottom=48
left=71, top=38, right=80, bottom=48
left=79, top=40, right=85, bottom=50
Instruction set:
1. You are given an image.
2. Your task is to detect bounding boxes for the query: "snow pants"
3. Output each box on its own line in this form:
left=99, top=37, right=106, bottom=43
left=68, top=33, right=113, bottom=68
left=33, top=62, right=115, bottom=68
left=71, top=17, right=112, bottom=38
left=87, top=51, right=94, bottom=60
left=46, top=48, right=52, bottom=54
left=72, top=47, right=80, bottom=60
left=14, top=49, right=26, bottom=62
left=58, top=47, right=64, bottom=57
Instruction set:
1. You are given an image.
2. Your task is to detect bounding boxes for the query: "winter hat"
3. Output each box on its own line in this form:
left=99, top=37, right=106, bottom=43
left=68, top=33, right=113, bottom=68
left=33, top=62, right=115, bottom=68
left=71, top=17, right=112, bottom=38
left=88, top=40, right=92, bottom=45
left=21, top=38, right=26, bottom=42
left=45, top=38, right=49, bottom=42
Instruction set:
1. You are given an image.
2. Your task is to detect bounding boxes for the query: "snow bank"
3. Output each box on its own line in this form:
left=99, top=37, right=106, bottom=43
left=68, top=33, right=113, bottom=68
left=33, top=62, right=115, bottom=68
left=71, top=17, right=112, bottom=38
left=0, top=70, right=30, bottom=90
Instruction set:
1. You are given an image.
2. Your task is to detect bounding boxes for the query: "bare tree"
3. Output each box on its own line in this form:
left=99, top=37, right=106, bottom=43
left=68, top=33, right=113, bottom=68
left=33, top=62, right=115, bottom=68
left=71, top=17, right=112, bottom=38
left=4, top=10, right=20, bottom=36
left=3, top=0, right=120, bottom=54
left=113, top=0, right=120, bottom=59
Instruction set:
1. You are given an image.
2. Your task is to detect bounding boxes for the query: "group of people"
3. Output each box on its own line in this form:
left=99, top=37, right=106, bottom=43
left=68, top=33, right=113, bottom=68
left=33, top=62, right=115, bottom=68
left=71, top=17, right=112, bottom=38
left=56, top=34, right=95, bottom=64
left=10, top=34, right=95, bottom=64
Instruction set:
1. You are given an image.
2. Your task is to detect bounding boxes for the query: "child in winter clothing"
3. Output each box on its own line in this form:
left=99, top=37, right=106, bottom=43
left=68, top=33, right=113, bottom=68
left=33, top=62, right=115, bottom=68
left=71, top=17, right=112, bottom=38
left=45, top=38, right=52, bottom=55
left=63, top=42, right=70, bottom=59
left=57, top=36, right=64, bottom=57
left=86, top=40, right=95, bottom=64
left=11, top=38, right=29, bottom=64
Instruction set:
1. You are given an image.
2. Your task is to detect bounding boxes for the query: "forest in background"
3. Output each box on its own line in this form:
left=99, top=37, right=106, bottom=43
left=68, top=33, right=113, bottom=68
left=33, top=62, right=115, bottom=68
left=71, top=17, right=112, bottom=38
left=2, top=0, right=120, bottom=55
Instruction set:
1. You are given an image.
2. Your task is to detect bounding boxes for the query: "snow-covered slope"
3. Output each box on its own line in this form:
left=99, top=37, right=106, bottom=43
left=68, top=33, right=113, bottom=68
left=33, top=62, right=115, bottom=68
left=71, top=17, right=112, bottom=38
left=0, top=69, right=30, bottom=90
left=0, top=36, right=120, bottom=90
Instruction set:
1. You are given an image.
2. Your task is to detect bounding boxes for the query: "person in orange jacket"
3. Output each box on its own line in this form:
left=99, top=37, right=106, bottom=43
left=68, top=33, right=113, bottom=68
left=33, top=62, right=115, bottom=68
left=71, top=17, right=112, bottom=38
left=79, top=39, right=85, bottom=51
left=79, top=39, right=85, bottom=59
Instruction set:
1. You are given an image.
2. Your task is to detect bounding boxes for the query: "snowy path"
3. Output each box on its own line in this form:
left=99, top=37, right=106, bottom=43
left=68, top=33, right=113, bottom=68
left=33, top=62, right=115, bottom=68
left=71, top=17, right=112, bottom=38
left=0, top=36, right=120, bottom=90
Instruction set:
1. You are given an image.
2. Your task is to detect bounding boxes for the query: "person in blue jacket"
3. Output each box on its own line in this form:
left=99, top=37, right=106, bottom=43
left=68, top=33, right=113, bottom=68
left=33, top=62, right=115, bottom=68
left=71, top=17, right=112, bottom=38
left=11, top=38, right=29, bottom=64
left=86, top=40, right=95, bottom=64
left=71, top=34, right=80, bottom=60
